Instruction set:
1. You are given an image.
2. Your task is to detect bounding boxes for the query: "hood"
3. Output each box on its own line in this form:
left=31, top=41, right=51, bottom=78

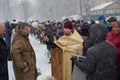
left=88, top=24, right=107, bottom=44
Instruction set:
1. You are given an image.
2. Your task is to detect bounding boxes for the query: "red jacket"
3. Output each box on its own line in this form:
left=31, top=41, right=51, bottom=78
left=106, top=32, right=120, bottom=69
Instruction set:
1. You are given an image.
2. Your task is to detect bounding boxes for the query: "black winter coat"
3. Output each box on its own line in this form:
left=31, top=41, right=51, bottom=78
left=44, top=24, right=63, bottom=49
left=4, top=21, right=12, bottom=48
left=0, top=37, right=9, bottom=80
left=74, top=24, right=118, bottom=80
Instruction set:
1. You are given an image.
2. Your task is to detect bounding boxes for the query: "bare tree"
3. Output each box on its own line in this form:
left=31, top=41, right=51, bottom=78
left=21, top=0, right=30, bottom=21
left=83, top=0, right=91, bottom=19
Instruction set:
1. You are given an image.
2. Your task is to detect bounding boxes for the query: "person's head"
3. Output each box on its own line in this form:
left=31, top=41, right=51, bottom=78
left=89, top=24, right=108, bottom=43
left=64, top=21, right=74, bottom=36
left=76, top=24, right=82, bottom=30
left=112, top=21, right=120, bottom=35
left=57, top=22, right=63, bottom=28
left=10, top=19, right=17, bottom=29
left=64, top=18, right=69, bottom=23
left=88, top=19, right=95, bottom=25
left=98, top=15, right=105, bottom=24
left=107, top=16, right=117, bottom=28
left=45, top=20, right=51, bottom=26
left=17, top=22, right=30, bottom=37
left=72, top=20, right=76, bottom=26
left=0, top=22, right=6, bottom=36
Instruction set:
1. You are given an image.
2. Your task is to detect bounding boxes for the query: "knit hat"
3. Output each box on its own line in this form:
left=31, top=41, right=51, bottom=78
left=98, top=15, right=105, bottom=20
left=64, top=21, right=73, bottom=30
left=107, top=16, right=117, bottom=22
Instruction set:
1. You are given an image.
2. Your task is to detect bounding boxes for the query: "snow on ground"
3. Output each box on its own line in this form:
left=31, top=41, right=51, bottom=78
left=8, top=35, right=51, bottom=80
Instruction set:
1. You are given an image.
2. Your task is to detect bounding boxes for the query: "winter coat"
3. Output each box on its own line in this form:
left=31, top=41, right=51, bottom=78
left=44, top=25, right=58, bottom=50
left=74, top=24, right=118, bottom=80
left=4, top=21, right=12, bottom=48
left=11, top=29, right=37, bottom=80
left=106, top=32, right=120, bottom=69
left=0, top=37, right=9, bottom=80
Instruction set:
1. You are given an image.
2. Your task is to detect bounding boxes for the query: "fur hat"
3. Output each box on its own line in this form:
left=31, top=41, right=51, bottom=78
left=64, top=21, right=73, bottom=30
left=107, top=16, right=117, bottom=22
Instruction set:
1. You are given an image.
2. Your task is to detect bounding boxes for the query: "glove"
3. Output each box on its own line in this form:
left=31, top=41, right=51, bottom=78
left=71, top=55, right=77, bottom=61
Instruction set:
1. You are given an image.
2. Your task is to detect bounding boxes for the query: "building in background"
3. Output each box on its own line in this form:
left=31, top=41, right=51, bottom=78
left=83, top=1, right=120, bottom=20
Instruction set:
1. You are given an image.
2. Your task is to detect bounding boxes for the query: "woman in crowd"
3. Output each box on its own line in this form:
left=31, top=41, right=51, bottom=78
left=106, top=21, right=120, bottom=78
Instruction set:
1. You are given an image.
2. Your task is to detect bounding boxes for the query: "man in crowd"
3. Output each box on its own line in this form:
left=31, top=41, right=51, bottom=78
left=11, top=22, right=38, bottom=80
left=4, top=20, right=17, bottom=61
left=0, top=22, right=9, bottom=80
left=54, top=21, right=83, bottom=80
left=42, top=21, right=64, bottom=80
left=98, top=14, right=109, bottom=27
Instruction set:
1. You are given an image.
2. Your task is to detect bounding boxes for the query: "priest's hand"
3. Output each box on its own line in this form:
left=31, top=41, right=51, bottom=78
left=42, top=36, right=49, bottom=42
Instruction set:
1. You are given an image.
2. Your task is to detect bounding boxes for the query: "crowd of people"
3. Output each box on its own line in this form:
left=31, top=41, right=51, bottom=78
left=0, top=14, right=120, bottom=80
